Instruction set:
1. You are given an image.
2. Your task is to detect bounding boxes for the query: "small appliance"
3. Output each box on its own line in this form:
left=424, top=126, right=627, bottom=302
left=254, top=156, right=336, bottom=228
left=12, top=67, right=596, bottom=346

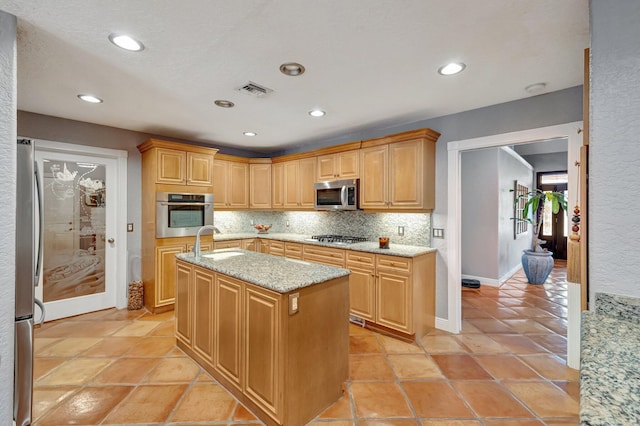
left=314, top=178, right=359, bottom=211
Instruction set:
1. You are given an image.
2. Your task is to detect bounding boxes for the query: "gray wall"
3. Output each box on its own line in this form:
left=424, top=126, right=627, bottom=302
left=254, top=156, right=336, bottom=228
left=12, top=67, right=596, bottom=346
left=0, top=9, right=17, bottom=422
left=521, top=152, right=568, bottom=174
left=590, top=0, right=640, bottom=301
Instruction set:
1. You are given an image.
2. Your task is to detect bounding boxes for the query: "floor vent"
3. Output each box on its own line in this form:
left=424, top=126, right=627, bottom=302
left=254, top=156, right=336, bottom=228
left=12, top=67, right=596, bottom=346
left=349, top=315, right=366, bottom=327
left=237, top=81, right=273, bottom=97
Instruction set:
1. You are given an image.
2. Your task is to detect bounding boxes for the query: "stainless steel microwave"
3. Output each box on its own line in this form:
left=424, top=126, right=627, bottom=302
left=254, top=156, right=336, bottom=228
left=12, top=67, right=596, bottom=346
left=156, top=192, right=213, bottom=238
left=314, top=178, right=359, bottom=211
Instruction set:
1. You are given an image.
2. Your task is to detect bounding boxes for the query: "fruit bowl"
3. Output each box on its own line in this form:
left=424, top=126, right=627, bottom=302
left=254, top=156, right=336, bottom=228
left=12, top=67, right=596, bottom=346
left=254, top=224, right=271, bottom=234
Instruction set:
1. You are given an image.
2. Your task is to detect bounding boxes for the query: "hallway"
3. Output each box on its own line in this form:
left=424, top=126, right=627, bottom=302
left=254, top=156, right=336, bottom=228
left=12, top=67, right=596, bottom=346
left=31, top=262, right=578, bottom=425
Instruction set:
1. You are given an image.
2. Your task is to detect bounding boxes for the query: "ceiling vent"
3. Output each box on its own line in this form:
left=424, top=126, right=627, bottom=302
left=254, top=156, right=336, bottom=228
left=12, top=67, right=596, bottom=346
left=237, top=81, right=273, bottom=97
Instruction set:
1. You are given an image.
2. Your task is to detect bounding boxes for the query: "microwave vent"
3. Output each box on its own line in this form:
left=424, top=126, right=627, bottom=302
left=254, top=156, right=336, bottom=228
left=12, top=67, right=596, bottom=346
left=237, top=81, right=273, bottom=97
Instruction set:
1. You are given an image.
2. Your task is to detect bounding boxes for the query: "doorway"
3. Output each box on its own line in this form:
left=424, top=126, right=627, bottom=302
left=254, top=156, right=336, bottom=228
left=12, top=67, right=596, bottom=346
left=538, top=172, right=568, bottom=260
left=34, top=139, right=128, bottom=321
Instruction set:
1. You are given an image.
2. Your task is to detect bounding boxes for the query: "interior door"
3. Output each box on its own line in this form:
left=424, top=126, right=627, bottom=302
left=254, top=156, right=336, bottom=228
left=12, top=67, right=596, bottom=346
left=538, top=172, right=568, bottom=260
left=35, top=150, right=118, bottom=320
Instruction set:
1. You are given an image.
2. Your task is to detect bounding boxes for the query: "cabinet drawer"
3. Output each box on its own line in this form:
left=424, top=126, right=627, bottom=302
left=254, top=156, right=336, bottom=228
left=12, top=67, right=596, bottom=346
left=215, top=240, right=243, bottom=250
left=346, top=251, right=375, bottom=269
left=376, top=254, right=411, bottom=274
left=285, top=242, right=303, bottom=259
left=269, top=240, right=285, bottom=257
left=303, top=245, right=345, bottom=268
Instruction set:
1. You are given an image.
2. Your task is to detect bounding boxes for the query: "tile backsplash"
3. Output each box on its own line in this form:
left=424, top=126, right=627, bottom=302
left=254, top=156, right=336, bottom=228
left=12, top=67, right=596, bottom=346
left=214, top=210, right=432, bottom=246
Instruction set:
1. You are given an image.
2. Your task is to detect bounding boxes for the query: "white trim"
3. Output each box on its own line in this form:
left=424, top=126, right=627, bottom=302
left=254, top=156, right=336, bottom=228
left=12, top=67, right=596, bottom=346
left=500, top=146, right=534, bottom=171
left=435, top=316, right=455, bottom=333
left=499, top=264, right=524, bottom=285
left=447, top=122, right=583, bottom=363
left=30, top=138, right=129, bottom=312
left=462, top=274, right=500, bottom=287
left=567, top=283, right=581, bottom=369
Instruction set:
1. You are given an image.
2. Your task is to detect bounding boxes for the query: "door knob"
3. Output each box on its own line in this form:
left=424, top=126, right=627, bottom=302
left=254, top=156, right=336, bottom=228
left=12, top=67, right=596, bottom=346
left=108, top=238, right=115, bottom=243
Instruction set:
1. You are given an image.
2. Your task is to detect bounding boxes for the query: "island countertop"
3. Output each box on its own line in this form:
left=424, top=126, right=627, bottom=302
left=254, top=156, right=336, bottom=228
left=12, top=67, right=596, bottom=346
left=176, top=249, right=350, bottom=294
left=212, top=232, right=436, bottom=258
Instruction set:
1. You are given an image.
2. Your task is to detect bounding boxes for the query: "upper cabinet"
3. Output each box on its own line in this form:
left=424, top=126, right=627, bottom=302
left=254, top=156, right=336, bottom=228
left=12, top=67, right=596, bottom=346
left=277, top=157, right=316, bottom=209
left=360, top=129, right=440, bottom=211
left=213, top=155, right=249, bottom=209
left=317, top=150, right=359, bottom=181
left=249, top=160, right=272, bottom=209
left=147, top=144, right=214, bottom=186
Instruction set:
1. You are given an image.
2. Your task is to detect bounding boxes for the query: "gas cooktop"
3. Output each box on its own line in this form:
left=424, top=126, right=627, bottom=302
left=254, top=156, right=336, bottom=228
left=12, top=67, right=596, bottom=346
left=310, top=235, right=368, bottom=244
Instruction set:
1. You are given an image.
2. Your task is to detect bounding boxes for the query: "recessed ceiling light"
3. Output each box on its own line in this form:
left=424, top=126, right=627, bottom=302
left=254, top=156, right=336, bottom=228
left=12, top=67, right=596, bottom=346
left=309, top=109, right=326, bottom=117
left=77, top=94, right=103, bottom=103
left=108, top=33, right=144, bottom=52
left=438, top=62, right=466, bottom=76
left=280, top=62, right=306, bottom=76
left=243, top=132, right=257, bottom=137
left=214, top=100, right=235, bottom=108
left=525, top=82, right=547, bottom=94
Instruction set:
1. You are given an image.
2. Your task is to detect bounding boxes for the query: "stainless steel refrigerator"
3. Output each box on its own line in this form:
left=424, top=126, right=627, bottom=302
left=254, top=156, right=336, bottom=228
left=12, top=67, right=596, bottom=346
left=14, top=139, right=43, bottom=426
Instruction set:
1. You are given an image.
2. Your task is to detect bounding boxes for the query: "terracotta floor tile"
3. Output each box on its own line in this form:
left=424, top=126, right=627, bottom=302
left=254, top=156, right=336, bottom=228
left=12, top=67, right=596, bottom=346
left=509, top=306, right=557, bottom=318
left=350, top=355, right=395, bottom=381
left=543, top=419, right=581, bottom=425
left=465, top=319, right=515, bottom=334
left=483, top=306, right=521, bottom=319
left=518, top=354, right=579, bottom=380
left=33, top=357, right=66, bottom=381
left=318, top=395, right=353, bottom=419
left=102, top=384, right=187, bottom=424
left=112, top=320, right=162, bottom=336
left=379, top=335, right=423, bottom=353
left=196, top=371, right=216, bottom=382
left=402, top=381, right=474, bottom=419
left=34, top=338, right=62, bottom=352
left=462, top=307, right=494, bottom=319
left=504, top=381, right=579, bottom=418
left=474, top=355, right=541, bottom=380
left=35, top=337, right=101, bottom=357
left=149, top=320, right=176, bottom=336
left=36, top=385, right=132, bottom=426
left=552, top=381, right=581, bottom=401
left=387, top=354, right=445, bottom=380
left=430, top=354, right=492, bottom=380
left=32, top=386, right=78, bottom=423
left=349, top=335, right=382, bottom=354
left=144, top=356, right=201, bottom=383
left=534, top=317, right=568, bottom=334
left=452, top=381, right=532, bottom=418
left=37, top=358, right=112, bottom=386
left=421, top=421, right=482, bottom=426
left=459, top=320, right=482, bottom=334
left=123, top=336, right=176, bottom=357
left=350, top=382, right=413, bottom=418
left=455, top=334, right=508, bottom=354
left=170, top=383, right=236, bottom=422
left=232, top=402, right=259, bottom=421
left=349, top=324, right=374, bottom=335
left=360, top=421, right=420, bottom=426
left=488, top=334, right=549, bottom=354
left=482, top=420, right=544, bottom=426
left=91, top=357, right=161, bottom=385
left=420, top=335, right=469, bottom=354
left=137, top=310, right=175, bottom=322
left=308, top=421, right=354, bottom=426
left=80, top=336, right=141, bottom=357
left=528, top=334, right=567, bottom=354
left=500, top=319, right=554, bottom=334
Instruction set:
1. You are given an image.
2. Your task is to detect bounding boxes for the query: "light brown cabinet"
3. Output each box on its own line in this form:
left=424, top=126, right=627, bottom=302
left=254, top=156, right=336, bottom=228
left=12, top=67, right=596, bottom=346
left=213, top=157, right=249, bottom=209
left=271, top=163, right=284, bottom=208
left=249, top=162, right=272, bottom=209
left=317, top=150, right=359, bottom=181
left=284, top=242, right=303, bottom=259
left=346, top=251, right=376, bottom=321
left=214, top=240, right=243, bottom=250
left=267, top=240, right=285, bottom=257
left=155, top=148, right=214, bottom=186
left=282, top=157, right=316, bottom=209
left=360, top=129, right=439, bottom=211
left=175, top=259, right=348, bottom=426
left=303, top=245, right=346, bottom=267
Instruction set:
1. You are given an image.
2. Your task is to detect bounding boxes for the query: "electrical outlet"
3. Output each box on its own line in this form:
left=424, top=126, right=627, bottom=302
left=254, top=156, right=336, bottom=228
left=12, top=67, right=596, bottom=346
left=433, top=228, right=445, bottom=238
left=398, top=226, right=405, bottom=236
left=127, top=223, right=134, bottom=232
left=286, top=221, right=290, bottom=227
left=289, top=292, right=299, bottom=315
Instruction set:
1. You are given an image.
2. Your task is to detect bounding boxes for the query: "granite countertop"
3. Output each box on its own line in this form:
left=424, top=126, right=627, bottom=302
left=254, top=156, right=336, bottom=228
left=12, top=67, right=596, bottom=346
left=580, top=309, right=640, bottom=424
left=176, top=249, right=350, bottom=294
left=212, top=232, right=436, bottom=258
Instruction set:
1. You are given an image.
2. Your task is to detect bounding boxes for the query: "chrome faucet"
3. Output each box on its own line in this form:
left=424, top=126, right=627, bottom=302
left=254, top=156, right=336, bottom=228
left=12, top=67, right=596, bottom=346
left=194, top=225, right=217, bottom=258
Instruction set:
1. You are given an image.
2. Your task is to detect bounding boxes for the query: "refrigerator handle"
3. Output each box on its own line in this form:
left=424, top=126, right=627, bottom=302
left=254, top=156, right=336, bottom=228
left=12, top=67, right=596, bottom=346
left=34, top=161, right=44, bottom=286
left=34, top=298, right=46, bottom=325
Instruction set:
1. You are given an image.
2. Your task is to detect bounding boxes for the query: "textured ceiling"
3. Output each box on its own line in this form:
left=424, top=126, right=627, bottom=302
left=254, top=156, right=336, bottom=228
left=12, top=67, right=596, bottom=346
left=0, top=0, right=589, bottom=152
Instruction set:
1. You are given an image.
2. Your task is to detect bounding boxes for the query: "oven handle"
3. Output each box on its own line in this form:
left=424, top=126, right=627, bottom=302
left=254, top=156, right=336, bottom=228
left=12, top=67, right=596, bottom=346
left=340, top=186, right=348, bottom=206
left=159, top=202, right=212, bottom=206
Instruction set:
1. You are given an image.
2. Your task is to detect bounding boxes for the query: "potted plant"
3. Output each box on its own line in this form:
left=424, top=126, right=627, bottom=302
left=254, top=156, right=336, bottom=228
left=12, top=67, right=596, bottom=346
left=514, top=188, right=567, bottom=284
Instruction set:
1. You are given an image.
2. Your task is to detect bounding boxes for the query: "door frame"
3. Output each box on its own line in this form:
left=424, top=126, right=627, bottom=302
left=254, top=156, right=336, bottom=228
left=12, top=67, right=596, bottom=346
left=446, top=121, right=582, bottom=368
left=33, top=138, right=129, bottom=310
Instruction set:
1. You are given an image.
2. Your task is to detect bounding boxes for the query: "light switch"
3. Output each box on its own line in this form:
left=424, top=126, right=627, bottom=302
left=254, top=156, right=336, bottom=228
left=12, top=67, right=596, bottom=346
left=289, top=292, right=299, bottom=315
left=127, top=223, right=134, bottom=232
left=432, top=228, right=445, bottom=238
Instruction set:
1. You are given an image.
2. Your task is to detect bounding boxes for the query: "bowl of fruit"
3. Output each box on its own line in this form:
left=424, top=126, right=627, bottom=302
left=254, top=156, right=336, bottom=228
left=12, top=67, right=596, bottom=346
left=254, top=224, right=271, bottom=234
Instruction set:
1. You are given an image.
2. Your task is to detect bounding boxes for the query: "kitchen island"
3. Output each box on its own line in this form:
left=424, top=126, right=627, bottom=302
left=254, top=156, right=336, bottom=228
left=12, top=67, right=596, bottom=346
left=175, top=249, right=351, bottom=426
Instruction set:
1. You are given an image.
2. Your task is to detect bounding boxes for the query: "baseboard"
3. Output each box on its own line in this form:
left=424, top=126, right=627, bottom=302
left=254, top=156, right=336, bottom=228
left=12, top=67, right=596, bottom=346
left=435, top=316, right=457, bottom=333
left=499, top=264, right=523, bottom=285
left=461, top=274, right=499, bottom=287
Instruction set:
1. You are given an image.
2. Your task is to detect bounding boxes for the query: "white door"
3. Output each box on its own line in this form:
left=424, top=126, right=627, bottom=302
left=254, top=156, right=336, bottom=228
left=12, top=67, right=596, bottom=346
left=35, top=144, right=123, bottom=321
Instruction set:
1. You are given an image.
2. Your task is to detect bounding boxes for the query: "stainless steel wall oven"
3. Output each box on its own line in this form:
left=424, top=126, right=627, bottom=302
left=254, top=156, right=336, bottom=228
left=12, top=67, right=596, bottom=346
left=156, top=192, right=213, bottom=238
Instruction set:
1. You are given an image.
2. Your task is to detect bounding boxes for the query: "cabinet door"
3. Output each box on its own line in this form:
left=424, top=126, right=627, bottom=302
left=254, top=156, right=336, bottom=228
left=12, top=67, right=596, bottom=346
left=244, top=285, right=281, bottom=418
left=228, top=162, right=249, bottom=208
left=242, top=239, right=259, bottom=252
left=215, top=240, right=242, bottom=250
left=155, top=245, right=185, bottom=306
left=250, top=163, right=272, bottom=209
left=317, top=154, right=337, bottom=180
left=268, top=240, right=285, bottom=257
left=360, top=145, right=388, bottom=209
left=298, top=157, right=317, bottom=208
left=175, top=261, right=192, bottom=345
left=215, top=274, right=244, bottom=390
left=376, top=271, right=412, bottom=334
left=186, top=241, right=213, bottom=254
left=284, top=242, right=303, bottom=260
left=271, top=163, right=284, bottom=208
left=337, top=150, right=359, bottom=179
left=388, top=140, right=423, bottom=209
left=187, top=152, right=214, bottom=186
left=283, top=161, right=299, bottom=208
left=156, top=148, right=186, bottom=184
left=348, top=267, right=375, bottom=321
left=213, top=160, right=229, bottom=208
left=193, top=267, right=215, bottom=365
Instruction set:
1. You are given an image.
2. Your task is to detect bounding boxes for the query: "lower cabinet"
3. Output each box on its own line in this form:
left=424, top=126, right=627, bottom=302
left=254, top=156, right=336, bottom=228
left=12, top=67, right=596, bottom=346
left=175, top=260, right=348, bottom=426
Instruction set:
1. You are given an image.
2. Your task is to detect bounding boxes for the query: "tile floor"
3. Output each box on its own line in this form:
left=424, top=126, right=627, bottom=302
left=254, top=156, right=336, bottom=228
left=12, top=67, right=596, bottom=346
left=32, top=261, right=579, bottom=425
